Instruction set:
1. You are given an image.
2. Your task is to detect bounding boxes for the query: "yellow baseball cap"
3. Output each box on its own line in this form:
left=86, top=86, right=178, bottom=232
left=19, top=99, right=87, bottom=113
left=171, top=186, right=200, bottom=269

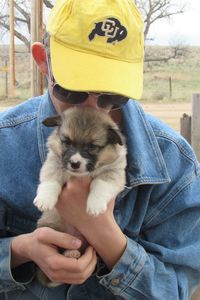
left=46, top=0, right=144, bottom=100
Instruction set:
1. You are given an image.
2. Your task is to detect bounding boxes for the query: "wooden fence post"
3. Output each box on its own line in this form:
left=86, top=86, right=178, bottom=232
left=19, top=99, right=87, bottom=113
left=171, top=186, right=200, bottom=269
left=169, top=76, right=172, bottom=98
left=30, top=0, right=44, bottom=97
left=180, top=113, right=191, bottom=144
left=190, top=94, right=200, bottom=298
left=9, top=0, right=16, bottom=97
left=191, top=94, right=200, bottom=161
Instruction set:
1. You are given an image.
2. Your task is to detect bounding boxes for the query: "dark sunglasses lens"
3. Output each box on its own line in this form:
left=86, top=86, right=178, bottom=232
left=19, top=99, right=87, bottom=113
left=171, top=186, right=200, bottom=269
left=65, top=91, right=88, bottom=104
left=53, top=85, right=70, bottom=102
left=53, top=85, right=88, bottom=104
left=98, top=94, right=128, bottom=109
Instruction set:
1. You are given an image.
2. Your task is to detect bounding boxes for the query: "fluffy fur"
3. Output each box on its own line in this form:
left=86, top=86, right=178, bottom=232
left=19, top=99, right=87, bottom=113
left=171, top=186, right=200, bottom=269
left=34, top=106, right=127, bottom=286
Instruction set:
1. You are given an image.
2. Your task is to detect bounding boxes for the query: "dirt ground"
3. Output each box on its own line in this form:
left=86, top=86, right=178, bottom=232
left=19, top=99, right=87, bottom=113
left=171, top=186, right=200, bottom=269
left=141, top=102, right=191, bottom=132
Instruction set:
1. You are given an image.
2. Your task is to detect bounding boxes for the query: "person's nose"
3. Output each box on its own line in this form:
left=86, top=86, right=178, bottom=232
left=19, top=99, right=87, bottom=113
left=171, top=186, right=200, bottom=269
left=79, top=94, right=99, bottom=109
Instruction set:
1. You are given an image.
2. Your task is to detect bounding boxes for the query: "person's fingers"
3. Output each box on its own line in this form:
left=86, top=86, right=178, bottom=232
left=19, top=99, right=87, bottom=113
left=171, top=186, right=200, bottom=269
left=79, top=246, right=97, bottom=279
left=67, top=177, right=92, bottom=189
left=46, top=247, right=97, bottom=285
left=61, top=177, right=91, bottom=198
left=35, top=227, right=82, bottom=250
left=47, top=245, right=94, bottom=273
left=64, top=248, right=97, bottom=284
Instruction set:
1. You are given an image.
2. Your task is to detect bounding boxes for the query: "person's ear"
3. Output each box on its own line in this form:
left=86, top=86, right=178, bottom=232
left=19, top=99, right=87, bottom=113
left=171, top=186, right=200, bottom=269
left=31, top=42, right=48, bottom=75
left=42, top=115, right=62, bottom=127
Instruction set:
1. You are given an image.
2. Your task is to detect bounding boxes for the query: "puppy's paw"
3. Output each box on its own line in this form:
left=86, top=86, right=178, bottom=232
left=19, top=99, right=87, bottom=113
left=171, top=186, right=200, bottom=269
left=86, top=198, right=107, bottom=216
left=33, top=195, right=57, bottom=211
left=63, top=249, right=81, bottom=259
left=34, top=182, right=61, bottom=212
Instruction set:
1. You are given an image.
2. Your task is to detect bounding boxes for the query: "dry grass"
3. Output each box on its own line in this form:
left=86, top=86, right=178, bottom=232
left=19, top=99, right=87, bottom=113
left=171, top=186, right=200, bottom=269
left=143, top=46, right=200, bottom=102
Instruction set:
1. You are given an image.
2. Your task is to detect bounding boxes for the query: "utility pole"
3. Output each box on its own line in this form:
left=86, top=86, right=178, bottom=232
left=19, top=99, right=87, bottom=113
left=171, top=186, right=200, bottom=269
left=31, top=0, right=44, bottom=97
left=9, top=0, right=16, bottom=97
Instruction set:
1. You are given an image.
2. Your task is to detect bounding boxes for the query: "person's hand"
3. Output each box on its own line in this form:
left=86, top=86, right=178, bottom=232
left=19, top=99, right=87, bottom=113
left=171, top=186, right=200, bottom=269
left=11, top=227, right=97, bottom=285
left=56, top=177, right=115, bottom=230
left=56, top=178, right=127, bottom=269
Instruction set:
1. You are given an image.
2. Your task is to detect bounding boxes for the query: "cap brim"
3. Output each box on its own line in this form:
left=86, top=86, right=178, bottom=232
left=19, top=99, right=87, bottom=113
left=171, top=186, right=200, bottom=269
left=50, top=38, right=143, bottom=100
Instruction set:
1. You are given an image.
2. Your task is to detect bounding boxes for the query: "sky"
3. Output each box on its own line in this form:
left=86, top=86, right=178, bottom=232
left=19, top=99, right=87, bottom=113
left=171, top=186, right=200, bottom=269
left=147, top=0, right=200, bottom=46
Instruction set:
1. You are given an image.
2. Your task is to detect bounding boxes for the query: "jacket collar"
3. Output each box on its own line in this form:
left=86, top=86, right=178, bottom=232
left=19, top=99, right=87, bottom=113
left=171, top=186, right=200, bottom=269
left=37, top=91, right=57, bottom=163
left=121, top=100, right=170, bottom=186
left=37, top=93, right=170, bottom=186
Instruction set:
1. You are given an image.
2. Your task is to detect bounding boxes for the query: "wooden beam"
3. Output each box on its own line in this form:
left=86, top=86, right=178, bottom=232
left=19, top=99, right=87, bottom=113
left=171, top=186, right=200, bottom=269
left=31, top=0, right=44, bottom=97
left=9, top=0, right=16, bottom=97
left=180, top=113, right=191, bottom=144
left=191, top=94, right=200, bottom=161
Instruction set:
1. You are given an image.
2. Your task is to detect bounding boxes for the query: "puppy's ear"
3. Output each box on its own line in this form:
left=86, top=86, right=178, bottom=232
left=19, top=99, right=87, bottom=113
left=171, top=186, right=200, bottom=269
left=107, top=127, right=124, bottom=145
left=42, top=115, right=62, bottom=127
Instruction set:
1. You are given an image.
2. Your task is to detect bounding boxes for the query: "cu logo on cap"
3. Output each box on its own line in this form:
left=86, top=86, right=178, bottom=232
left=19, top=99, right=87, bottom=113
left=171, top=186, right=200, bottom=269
left=88, top=18, right=127, bottom=44
left=102, top=19, right=120, bottom=38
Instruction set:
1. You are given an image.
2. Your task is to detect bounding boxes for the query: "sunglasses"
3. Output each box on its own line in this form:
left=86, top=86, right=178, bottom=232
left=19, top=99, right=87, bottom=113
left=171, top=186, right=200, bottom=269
left=45, top=46, right=129, bottom=110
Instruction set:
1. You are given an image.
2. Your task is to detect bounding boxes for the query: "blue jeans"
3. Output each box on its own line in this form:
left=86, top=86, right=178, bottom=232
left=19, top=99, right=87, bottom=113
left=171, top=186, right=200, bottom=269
left=0, top=282, right=69, bottom=300
left=0, top=290, right=38, bottom=300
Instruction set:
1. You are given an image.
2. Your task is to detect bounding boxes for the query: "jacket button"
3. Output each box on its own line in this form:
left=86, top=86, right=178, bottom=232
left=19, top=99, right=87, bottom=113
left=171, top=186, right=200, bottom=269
left=111, top=278, right=120, bottom=286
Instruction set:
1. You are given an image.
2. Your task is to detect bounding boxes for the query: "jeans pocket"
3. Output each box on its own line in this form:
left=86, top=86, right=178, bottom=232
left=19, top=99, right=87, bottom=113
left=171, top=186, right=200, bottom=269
left=4, top=288, right=39, bottom=300
left=0, top=292, right=5, bottom=300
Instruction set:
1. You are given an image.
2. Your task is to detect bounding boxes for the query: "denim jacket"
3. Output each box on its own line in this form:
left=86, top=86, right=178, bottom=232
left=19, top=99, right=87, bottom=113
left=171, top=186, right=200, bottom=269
left=0, top=91, right=200, bottom=300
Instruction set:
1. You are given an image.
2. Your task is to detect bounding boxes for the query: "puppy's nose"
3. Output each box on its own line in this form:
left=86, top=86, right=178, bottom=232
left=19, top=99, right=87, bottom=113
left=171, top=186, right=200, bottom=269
left=70, top=161, right=81, bottom=169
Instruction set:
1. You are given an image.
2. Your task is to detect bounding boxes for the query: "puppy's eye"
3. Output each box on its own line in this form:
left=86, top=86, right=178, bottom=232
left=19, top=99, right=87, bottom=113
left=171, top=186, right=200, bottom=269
left=88, top=143, right=100, bottom=151
left=62, top=137, right=72, bottom=145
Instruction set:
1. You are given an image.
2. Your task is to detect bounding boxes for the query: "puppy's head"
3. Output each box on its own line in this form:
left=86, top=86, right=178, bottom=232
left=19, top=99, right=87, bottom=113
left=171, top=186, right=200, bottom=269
left=43, top=107, right=125, bottom=176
